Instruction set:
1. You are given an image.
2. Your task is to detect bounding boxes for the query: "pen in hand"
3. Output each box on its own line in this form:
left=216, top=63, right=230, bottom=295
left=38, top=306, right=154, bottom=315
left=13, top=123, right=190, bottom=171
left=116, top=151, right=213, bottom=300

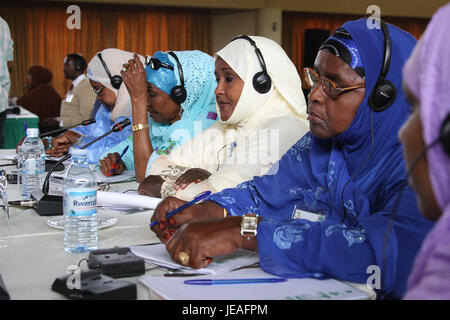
left=109, top=145, right=129, bottom=176
left=149, top=190, right=211, bottom=228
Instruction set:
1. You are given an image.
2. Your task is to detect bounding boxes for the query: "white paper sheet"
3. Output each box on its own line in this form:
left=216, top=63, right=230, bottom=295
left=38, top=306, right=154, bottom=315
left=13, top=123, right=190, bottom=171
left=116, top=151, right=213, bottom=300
left=52, top=167, right=136, bottom=184
left=97, top=191, right=161, bottom=209
left=140, top=267, right=371, bottom=300
left=129, top=244, right=259, bottom=275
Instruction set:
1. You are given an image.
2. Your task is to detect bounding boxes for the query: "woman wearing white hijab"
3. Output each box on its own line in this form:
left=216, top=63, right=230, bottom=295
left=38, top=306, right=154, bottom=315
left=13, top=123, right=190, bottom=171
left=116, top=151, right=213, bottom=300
left=47, top=48, right=145, bottom=163
left=139, top=36, right=309, bottom=200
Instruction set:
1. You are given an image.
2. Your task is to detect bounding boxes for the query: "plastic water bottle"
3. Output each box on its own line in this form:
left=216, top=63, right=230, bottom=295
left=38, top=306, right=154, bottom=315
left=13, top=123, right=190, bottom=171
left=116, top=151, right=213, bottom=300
left=63, top=149, right=98, bottom=253
left=18, top=128, right=45, bottom=199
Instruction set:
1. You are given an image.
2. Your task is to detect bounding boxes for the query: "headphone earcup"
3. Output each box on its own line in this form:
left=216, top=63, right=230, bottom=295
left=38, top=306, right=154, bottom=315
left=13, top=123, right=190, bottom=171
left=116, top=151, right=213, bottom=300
left=253, top=71, right=272, bottom=94
left=110, top=75, right=123, bottom=90
left=369, top=79, right=396, bottom=112
left=440, top=113, right=450, bottom=156
left=170, top=85, right=187, bottom=105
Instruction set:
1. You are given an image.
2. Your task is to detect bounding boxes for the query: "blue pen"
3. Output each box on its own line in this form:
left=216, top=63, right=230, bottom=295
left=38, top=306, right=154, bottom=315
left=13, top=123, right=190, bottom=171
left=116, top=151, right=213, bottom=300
left=149, top=190, right=211, bottom=227
left=184, top=278, right=287, bottom=285
left=110, top=145, right=129, bottom=175
left=24, top=120, right=27, bottom=135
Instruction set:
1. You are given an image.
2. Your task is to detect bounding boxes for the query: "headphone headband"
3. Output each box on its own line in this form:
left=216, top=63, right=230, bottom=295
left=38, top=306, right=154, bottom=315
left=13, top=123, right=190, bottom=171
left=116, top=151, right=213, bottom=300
left=379, top=20, right=392, bottom=80
left=368, top=20, right=396, bottom=112
left=97, top=52, right=122, bottom=90
left=167, top=51, right=187, bottom=105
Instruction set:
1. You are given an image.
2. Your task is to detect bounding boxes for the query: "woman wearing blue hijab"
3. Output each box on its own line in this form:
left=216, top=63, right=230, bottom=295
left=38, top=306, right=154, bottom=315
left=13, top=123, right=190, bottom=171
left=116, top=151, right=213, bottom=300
left=99, top=50, right=217, bottom=181
left=150, top=19, right=433, bottom=299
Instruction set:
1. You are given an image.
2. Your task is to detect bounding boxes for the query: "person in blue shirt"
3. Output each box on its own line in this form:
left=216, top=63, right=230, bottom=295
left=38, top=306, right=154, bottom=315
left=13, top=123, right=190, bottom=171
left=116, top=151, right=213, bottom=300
left=45, top=49, right=143, bottom=164
left=98, top=50, right=218, bottom=181
left=149, top=19, right=434, bottom=299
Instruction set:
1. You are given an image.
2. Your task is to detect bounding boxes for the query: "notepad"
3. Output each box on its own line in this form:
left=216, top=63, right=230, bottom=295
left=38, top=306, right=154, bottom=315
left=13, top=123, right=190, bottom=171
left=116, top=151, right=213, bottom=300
left=52, top=167, right=136, bottom=184
left=129, top=244, right=259, bottom=275
left=140, top=267, right=371, bottom=300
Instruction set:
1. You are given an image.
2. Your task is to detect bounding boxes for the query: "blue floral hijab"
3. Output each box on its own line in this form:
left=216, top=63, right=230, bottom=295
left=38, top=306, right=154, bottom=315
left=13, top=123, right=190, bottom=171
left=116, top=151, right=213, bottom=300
left=145, top=50, right=217, bottom=162
left=209, top=19, right=434, bottom=299
left=105, top=50, right=217, bottom=170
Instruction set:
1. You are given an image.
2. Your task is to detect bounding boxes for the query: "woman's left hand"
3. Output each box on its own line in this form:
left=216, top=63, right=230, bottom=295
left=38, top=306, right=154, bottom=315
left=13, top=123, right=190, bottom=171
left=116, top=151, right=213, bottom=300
left=173, top=168, right=211, bottom=191
left=120, top=54, right=147, bottom=107
left=138, top=175, right=164, bottom=197
left=166, top=217, right=244, bottom=269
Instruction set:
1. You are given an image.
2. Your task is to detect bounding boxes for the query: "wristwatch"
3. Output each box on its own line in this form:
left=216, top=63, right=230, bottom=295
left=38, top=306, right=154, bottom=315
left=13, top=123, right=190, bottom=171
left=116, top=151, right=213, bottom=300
left=241, top=214, right=258, bottom=250
left=132, top=123, right=149, bottom=132
left=241, top=214, right=258, bottom=237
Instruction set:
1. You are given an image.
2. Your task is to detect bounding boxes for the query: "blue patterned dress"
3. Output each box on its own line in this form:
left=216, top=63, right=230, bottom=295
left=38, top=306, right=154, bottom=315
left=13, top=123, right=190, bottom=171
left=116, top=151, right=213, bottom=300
left=208, top=19, right=434, bottom=299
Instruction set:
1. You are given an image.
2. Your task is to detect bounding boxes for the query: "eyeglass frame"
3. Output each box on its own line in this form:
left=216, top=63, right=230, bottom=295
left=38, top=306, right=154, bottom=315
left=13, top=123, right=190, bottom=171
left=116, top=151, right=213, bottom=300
left=92, top=85, right=104, bottom=96
left=303, top=67, right=365, bottom=99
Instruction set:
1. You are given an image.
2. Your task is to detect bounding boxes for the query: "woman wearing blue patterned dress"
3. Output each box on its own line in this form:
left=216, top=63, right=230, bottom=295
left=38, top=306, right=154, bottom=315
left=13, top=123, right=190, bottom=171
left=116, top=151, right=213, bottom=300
left=150, top=19, right=434, bottom=300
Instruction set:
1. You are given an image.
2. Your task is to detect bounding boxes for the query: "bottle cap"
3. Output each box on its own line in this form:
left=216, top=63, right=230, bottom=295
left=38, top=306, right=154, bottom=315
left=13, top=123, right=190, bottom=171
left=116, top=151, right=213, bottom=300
left=26, top=128, right=39, bottom=136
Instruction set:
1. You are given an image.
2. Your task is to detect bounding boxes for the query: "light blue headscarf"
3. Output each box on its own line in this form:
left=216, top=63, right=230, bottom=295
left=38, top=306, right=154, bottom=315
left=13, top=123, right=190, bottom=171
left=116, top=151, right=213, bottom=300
left=104, top=50, right=218, bottom=170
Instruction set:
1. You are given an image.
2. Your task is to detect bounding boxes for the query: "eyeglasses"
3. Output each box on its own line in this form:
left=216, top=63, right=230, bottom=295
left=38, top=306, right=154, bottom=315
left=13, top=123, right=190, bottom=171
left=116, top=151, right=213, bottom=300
left=303, top=67, right=365, bottom=99
left=92, top=86, right=104, bottom=96
left=147, top=57, right=174, bottom=71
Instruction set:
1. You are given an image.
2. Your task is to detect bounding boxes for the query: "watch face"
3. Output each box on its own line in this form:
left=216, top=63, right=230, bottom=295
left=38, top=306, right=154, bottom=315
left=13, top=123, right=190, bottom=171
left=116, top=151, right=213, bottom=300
left=243, top=217, right=257, bottom=229
left=241, top=214, right=258, bottom=236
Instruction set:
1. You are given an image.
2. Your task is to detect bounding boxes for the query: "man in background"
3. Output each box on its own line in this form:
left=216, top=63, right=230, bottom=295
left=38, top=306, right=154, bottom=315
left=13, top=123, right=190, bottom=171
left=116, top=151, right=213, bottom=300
left=59, top=53, right=96, bottom=127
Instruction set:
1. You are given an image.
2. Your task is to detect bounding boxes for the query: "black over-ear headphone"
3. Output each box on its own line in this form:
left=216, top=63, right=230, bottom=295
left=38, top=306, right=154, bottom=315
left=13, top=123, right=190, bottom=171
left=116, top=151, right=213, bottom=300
left=66, top=53, right=86, bottom=72
left=231, top=35, right=272, bottom=94
left=167, top=51, right=187, bottom=105
left=74, top=58, right=82, bottom=71
left=97, top=53, right=122, bottom=90
left=440, top=113, right=450, bottom=156
left=368, top=20, right=396, bottom=112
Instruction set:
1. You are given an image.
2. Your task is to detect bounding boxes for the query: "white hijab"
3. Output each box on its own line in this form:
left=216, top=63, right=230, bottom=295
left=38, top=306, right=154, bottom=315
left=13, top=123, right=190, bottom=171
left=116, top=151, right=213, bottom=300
left=148, top=36, right=310, bottom=200
left=215, top=36, right=307, bottom=126
left=86, top=48, right=145, bottom=122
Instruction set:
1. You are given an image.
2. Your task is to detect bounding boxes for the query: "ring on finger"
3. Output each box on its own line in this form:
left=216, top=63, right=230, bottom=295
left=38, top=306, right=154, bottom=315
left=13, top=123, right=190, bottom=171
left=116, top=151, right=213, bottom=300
left=178, top=252, right=190, bottom=266
left=122, top=63, right=130, bottom=73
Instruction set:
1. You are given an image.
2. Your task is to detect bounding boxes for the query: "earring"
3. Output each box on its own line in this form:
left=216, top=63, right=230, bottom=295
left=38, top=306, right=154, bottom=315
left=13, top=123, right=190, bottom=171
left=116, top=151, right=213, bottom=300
left=179, top=107, right=184, bottom=118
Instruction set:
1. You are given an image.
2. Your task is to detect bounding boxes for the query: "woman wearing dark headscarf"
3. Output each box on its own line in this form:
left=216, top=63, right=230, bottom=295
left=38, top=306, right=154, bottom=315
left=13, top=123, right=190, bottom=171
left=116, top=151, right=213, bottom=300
left=17, top=65, right=61, bottom=132
left=149, top=19, right=434, bottom=299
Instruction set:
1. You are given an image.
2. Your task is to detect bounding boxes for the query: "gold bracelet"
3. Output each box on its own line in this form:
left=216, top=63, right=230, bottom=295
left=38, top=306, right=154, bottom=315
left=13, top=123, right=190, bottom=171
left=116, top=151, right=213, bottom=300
left=224, top=208, right=228, bottom=218
left=132, top=123, right=149, bottom=132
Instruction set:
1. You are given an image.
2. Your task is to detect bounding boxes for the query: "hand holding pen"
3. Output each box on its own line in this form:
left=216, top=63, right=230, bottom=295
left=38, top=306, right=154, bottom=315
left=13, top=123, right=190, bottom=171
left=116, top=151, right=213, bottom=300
left=99, top=146, right=128, bottom=177
left=150, top=191, right=211, bottom=242
left=110, top=145, right=129, bottom=175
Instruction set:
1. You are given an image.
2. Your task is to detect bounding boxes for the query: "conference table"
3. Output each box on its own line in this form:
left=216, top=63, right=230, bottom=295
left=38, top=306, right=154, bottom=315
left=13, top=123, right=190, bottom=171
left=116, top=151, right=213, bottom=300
left=0, top=149, right=161, bottom=300
left=0, top=149, right=376, bottom=301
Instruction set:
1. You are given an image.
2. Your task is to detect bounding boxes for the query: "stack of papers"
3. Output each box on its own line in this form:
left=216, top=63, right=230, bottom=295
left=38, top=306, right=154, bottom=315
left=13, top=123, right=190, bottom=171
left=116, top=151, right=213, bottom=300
left=129, top=244, right=259, bottom=275
left=140, top=267, right=371, bottom=300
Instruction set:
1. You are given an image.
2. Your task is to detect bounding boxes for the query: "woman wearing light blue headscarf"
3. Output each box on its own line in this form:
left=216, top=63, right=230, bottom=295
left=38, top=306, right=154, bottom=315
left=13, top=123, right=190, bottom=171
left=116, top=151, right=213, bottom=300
left=100, top=50, right=217, bottom=181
